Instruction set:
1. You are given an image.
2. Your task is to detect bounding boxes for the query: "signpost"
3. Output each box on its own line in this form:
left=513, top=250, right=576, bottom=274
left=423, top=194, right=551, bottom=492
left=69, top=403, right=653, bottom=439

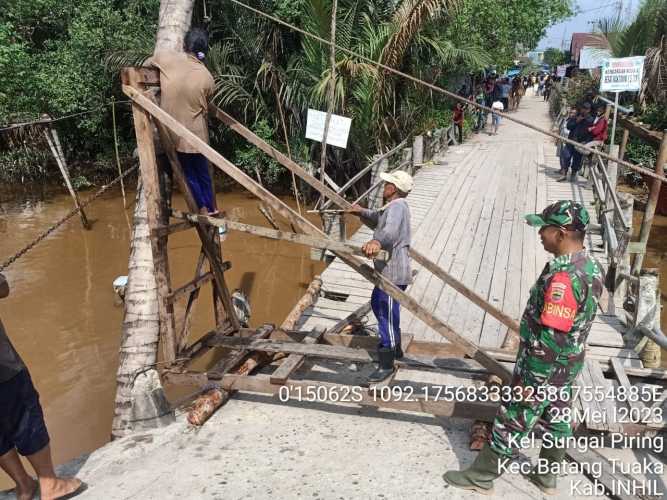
left=556, top=65, right=567, bottom=78
left=305, top=109, right=352, bottom=149
left=600, top=56, right=645, bottom=146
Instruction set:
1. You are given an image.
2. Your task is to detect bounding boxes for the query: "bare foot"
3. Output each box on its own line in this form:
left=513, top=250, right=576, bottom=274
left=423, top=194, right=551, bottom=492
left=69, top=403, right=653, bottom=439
left=39, top=477, right=83, bottom=500
left=15, top=478, right=38, bottom=500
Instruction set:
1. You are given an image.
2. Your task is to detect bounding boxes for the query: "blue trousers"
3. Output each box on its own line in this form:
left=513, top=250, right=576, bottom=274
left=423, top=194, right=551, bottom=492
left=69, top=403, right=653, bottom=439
left=177, top=152, right=215, bottom=212
left=371, top=285, right=407, bottom=348
left=559, top=144, right=583, bottom=174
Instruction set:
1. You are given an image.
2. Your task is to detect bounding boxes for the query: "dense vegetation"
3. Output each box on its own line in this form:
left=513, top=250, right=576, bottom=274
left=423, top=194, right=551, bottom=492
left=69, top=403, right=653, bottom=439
left=1, top=0, right=571, bottom=188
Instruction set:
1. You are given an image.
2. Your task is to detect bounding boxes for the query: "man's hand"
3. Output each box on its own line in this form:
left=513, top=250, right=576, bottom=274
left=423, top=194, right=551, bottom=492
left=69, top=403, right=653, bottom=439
left=362, top=239, right=381, bottom=258
left=347, top=204, right=364, bottom=215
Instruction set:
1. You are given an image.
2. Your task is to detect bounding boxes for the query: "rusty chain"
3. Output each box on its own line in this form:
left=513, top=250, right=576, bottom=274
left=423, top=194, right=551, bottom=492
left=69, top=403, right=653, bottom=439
left=0, top=165, right=138, bottom=272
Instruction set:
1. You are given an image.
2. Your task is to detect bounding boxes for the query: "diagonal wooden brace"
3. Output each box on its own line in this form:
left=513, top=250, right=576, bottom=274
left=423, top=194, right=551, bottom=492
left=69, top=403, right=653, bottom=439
left=122, top=84, right=513, bottom=384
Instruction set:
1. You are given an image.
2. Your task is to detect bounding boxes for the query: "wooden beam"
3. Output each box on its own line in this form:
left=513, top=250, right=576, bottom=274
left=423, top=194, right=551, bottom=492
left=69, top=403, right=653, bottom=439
left=328, top=301, right=372, bottom=334
left=270, top=327, right=326, bottom=385
left=44, top=127, right=91, bottom=230
left=207, top=324, right=275, bottom=378
left=126, top=73, right=177, bottom=364
left=611, top=358, right=644, bottom=414
left=177, top=249, right=206, bottom=352
left=124, top=84, right=513, bottom=384
left=171, top=210, right=389, bottom=261
left=617, top=116, right=663, bottom=147
left=167, top=261, right=231, bottom=305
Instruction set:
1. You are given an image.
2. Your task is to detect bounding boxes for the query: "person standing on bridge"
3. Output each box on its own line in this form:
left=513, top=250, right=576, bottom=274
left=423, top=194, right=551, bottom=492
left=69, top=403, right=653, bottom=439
left=444, top=200, right=604, bottom=496
left=0, top=273, right=85, bottom=500
left=558, top=102, right=594, bottom=183
left=150, top=28, right=218, bottom=215
left=348, top=171, right=413, bottom=383
left=453, top=102, right=465, bottom=143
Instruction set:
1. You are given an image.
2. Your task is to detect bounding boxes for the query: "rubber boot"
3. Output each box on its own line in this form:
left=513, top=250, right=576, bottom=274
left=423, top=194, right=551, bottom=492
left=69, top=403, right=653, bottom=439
left=368, top=347, right=395, bottom=383
left=395, top=344, right=404, bottom=359
left=556, top=174, right=568, bottom=182
left=525, top=446, right=566, bottom=495
left=443, top=443, right=504, bottom=495
left=570, top=171, right=577, bottom=182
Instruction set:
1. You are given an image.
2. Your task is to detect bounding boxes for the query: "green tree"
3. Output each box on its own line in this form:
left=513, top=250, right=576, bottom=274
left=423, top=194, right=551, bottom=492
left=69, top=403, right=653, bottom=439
left=543, top=47, right=568, bottom=67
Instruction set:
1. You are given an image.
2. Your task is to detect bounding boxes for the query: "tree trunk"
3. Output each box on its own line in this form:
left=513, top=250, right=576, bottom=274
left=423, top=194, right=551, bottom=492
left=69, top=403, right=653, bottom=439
left=112, top=0, right=194, bottom=439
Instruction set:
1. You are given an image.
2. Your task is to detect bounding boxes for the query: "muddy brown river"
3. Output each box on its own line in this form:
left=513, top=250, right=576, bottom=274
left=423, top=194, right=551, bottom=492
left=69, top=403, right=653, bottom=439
left=1, top=186, right=666, bottom=490
left=0, top=187, right=331, bottom=488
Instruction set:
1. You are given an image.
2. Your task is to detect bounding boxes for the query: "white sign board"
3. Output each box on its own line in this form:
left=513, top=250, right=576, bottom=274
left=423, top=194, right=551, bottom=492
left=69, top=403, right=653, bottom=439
left=600, top=56, right=645, bottom=92
left=579, top=46, right=612, bottom=69
left=305, top=109, right=352, bottom=149
left=556, top=65, right=567, bottom=77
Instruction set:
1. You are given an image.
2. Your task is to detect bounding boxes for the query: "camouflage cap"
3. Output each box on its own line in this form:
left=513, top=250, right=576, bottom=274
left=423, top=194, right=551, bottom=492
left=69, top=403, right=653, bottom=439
left=525, top=200, right=590, bottom=231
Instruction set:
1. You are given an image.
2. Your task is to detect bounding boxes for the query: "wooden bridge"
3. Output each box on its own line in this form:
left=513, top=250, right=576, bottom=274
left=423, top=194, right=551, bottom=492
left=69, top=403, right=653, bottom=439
left=298, top=97, right=633, bottom=368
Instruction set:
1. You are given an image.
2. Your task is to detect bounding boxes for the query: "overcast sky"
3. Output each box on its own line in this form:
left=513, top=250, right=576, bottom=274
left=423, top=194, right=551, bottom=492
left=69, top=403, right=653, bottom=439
left=537, top=0, right=641, bottom=50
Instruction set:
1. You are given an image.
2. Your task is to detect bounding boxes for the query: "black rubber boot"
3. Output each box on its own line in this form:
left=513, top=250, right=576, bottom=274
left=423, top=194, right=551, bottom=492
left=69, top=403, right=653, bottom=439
left=394, top=344, right=404, bottom=359
left=443, top=443, right=504, bottom=495
left=368, top=347, right=395, bottom=383
left=525, top=446, right=566, bottom=495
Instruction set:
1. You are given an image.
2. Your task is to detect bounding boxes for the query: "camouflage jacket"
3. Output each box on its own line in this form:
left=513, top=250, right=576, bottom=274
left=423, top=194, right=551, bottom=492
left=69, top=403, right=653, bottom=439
left=519, top=249, right=605, bottom=360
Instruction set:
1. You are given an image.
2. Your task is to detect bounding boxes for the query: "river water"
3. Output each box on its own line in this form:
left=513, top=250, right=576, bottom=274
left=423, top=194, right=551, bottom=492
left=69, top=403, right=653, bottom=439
left=0, top=188, right=328, bottom=488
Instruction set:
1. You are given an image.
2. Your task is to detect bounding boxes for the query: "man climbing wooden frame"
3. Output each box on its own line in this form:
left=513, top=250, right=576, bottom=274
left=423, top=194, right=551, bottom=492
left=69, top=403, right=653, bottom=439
left=123, top=67, right=240, bottom=364
left=122, top=79, right=513, bottom=384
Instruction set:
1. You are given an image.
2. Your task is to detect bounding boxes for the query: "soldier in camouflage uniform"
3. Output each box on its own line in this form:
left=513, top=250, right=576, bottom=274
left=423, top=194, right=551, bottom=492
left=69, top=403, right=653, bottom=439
left=444, top=200, right=604, bottom=496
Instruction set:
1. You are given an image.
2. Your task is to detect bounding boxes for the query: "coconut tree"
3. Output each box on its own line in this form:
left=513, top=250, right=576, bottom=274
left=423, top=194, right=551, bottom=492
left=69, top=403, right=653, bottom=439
left=112, top=0, right=194, bottom=440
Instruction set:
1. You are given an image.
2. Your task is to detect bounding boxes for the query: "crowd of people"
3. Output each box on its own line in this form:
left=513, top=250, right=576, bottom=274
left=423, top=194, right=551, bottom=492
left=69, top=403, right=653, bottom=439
left=454, top=71, right=557, bottom=140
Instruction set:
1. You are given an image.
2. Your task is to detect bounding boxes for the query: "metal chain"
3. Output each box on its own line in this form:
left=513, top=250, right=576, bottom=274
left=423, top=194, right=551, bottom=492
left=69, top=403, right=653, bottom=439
left=0, top=165, right=138, bottom=272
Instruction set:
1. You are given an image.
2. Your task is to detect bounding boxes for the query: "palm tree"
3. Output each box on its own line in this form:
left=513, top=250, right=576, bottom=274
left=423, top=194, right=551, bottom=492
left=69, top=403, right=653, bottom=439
left=595, top=0, right=667, bottom=107
left=112, top=0, right=195, bottom=440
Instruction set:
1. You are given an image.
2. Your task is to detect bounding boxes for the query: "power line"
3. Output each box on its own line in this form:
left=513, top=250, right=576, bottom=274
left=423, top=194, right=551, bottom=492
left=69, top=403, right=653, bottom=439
left=226, top=0, right=667, bottom=185
left=0, top=100, right=132, bottom=133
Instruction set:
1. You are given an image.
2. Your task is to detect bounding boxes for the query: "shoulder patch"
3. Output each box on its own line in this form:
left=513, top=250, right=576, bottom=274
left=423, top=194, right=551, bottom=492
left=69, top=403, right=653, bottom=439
left=540, top=271, right=577, bottom=332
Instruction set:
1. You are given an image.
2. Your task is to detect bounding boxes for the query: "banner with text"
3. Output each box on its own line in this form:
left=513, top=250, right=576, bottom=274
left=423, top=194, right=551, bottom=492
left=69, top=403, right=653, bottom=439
left=305, top=109, right=352, bottom=149
left=600, top=56, right=645, bottom=92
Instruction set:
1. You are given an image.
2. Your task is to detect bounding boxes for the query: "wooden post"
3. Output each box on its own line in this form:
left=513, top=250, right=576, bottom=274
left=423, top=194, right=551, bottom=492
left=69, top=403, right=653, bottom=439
left=635, top=270, right=661, bottom=368
left=616, top=193, right=634, bottom=302
left=43, top=126, right=91, bottom=230
left=370, top=157, right=389, bottom=209
left=401, top=147, right=413, bottom=173
left=618, top=128, right=630, bottom=162
left=413, top=136, right=424, bottom=169
left=605, top=145, right=619, bottom=208
left=128, top=96, right=178, bottom=364
left=632, top=130, right=667, bottom=273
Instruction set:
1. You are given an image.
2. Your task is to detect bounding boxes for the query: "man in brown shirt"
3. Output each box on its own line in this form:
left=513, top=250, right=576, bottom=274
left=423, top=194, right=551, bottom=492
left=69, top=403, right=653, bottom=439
left=150, top=28, right=218, bottom=214
left=0, top=274, right=84, bottom=499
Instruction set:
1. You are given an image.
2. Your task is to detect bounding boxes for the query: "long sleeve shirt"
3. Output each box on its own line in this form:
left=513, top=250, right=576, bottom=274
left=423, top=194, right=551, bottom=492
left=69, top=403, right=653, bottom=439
left=359, top=198, right=412, bottom=286
left=589, top=116, right=608, bottom=142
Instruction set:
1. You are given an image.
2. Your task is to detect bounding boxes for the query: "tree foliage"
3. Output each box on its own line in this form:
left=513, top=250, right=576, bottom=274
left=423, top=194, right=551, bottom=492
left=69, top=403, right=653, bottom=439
left=2, top=0, right=573, bottom=186
left=543, top=47, right=568, bottom=67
